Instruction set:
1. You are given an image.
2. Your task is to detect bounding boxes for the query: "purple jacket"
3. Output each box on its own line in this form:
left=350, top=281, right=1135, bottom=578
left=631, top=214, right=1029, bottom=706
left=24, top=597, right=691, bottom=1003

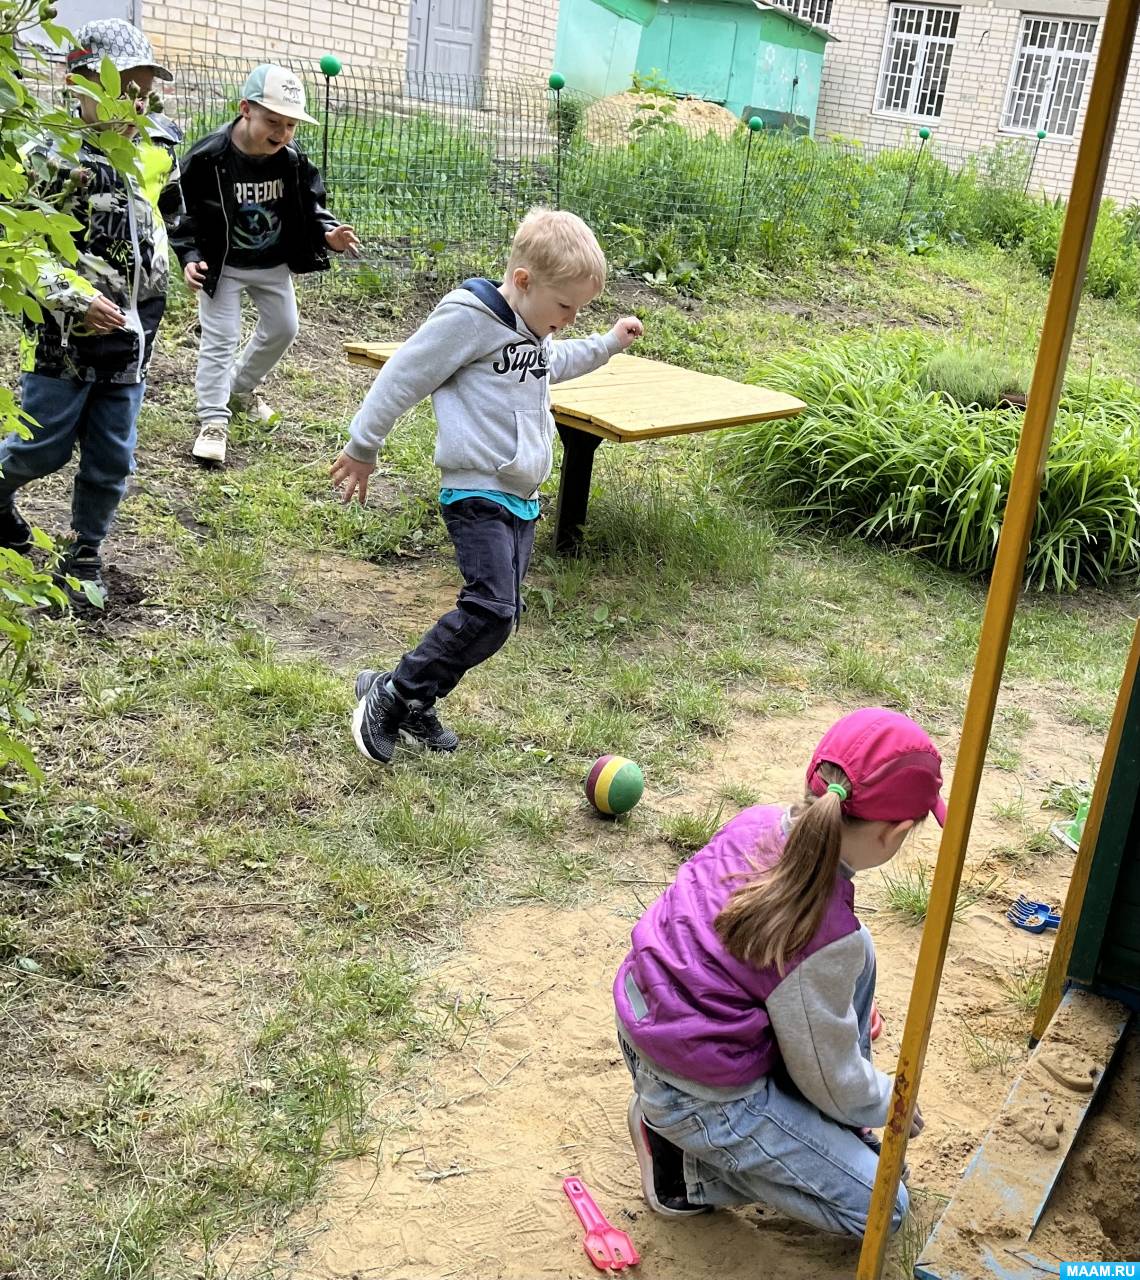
left=613, top=805, right=860, bottom=1090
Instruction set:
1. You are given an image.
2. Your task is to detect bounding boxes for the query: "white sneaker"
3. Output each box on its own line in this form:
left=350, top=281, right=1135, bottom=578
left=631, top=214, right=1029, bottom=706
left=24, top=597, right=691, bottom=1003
left=192, top=421, right=228, bottom=464
left=229, top=392, right=278, bottom=425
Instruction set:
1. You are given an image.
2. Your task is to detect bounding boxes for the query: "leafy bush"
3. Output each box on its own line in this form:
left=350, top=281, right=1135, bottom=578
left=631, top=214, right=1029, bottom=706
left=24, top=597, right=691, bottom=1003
left=1, top=1, right=139, bottom=808
left=725, top=336, right=1140, bottom=591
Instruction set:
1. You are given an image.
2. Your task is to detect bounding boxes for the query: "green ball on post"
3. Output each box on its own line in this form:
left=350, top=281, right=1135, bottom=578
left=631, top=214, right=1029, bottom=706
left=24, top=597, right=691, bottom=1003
left=320, top=54, right=342, bottom=77
left=548, top=71, right=565, bottom=91
left=918, top=127, right=931, bottom=140
left=747, top=115, right=764, bottom=131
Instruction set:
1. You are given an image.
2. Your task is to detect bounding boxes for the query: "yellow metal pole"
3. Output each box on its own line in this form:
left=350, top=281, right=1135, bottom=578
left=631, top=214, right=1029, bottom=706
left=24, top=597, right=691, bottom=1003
left=856, top=6, right=1140, bottom=1277
left=1032, top=619, right=1140, bottom=1043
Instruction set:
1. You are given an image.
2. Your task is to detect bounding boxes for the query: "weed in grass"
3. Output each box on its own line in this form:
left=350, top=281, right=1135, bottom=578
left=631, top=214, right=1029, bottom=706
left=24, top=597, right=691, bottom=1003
left=507, top=801, right=567, bottom=842
left=299, top=953, right=422, bottom=1044
left=1045, top=776, right=1093, bottom=816
left=958, top=1018, right=1022, bottom=1074
left=662, top=801, right=728, bottom=853
left=1002, top=954, right=1049, bottom=1017
left=880, top=862, right=935, bottom=923
left=988, top=741, right=1022, bottom=771
left=879, top=862, right=998, bottom=923
left=991, top=826, right=1057, bottom=865
left=373, top=797, right=491, bottom=875
left=999, top=706, right=1033, bottom=736
left=718, top=780, right=761, bottom=808
left=917, top=345, right=1030, bottom=409
left=991, top=792, right=1027, bottom=825
left=516, top=845, right=605, bottom=904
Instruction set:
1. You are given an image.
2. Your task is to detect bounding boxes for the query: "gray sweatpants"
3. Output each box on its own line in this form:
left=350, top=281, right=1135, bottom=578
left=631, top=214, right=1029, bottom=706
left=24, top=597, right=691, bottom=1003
left=195, top=263, right=299, bottom=426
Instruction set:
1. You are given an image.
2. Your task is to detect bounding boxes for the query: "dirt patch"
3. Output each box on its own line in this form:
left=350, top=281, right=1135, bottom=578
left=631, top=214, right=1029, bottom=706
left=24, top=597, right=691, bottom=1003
left=252, top=551, right=460, bottom=666
left=204, top=697, right=1118, bottom=1278
left=584, top=93, right=741, bottom=146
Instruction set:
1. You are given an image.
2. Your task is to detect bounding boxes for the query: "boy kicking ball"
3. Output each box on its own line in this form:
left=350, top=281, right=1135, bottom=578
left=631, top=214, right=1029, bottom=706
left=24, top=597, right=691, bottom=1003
left=331, top=208, right=643, bottom=763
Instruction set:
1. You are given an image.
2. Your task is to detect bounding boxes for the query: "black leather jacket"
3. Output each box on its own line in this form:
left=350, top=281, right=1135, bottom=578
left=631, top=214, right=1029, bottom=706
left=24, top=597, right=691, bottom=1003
left=170, top=122, right=339, bottom=295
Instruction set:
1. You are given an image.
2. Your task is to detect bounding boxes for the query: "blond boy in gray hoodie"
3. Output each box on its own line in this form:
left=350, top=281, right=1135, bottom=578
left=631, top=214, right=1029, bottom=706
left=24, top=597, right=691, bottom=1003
left=331, top=209, right=642, bottom=763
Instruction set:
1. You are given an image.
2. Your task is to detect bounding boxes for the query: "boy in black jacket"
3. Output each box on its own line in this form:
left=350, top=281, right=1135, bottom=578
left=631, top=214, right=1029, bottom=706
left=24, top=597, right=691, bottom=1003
left=172, top=64, right=359, bottom=464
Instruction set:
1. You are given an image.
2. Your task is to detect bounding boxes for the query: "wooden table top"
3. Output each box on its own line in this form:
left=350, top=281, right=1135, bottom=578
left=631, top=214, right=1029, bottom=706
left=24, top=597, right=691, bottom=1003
left=345, top=342, right=806, bottom=443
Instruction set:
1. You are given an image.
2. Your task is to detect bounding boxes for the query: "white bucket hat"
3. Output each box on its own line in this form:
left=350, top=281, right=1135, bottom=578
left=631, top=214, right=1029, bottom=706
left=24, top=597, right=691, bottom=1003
left=241, top=64, right=317, bottom=124
left=68, top=18, right=173, bottom=81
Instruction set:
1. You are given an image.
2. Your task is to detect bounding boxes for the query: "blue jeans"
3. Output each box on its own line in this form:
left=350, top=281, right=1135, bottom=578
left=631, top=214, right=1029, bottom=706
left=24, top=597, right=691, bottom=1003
left=0, top=373, right=145, bottom=546
left=393, top=497, right=537, bottom=705
left=619, top=933, right=909, bottom=1236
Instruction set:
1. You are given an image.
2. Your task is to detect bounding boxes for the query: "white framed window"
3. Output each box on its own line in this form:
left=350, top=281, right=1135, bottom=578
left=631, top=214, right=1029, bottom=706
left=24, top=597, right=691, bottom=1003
left=1001, top=16, right=1098, bottom=137
left=769, top=0, right=834, bottom=28
left=874, top=4, right=959, bottom=120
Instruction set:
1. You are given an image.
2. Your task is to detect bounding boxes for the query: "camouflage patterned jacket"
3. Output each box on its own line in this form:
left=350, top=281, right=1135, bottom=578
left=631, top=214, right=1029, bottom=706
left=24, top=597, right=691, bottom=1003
left=21, top=115, right=184, bottom=385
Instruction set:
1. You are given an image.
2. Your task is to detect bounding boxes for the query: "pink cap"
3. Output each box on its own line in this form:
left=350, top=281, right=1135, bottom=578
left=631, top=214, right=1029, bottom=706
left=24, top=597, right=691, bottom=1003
left=806, top=708, right=947, bottom=827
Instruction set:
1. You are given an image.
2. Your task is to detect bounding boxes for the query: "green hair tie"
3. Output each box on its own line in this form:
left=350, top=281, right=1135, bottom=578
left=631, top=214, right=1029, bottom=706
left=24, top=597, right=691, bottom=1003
left=826, top=782, right=848, bottom=802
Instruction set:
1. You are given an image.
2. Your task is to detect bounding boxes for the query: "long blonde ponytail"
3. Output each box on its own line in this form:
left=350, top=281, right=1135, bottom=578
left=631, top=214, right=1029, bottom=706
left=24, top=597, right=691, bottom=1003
left=714, top=764, right=851, bottom=975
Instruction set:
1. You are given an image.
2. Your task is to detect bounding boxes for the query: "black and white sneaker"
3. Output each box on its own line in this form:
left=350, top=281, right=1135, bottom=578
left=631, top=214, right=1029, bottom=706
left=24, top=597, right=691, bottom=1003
left=400, top=702, right=460, bottom=753
left=0, top=504, right=32, bottom=555
left=354, top=668, right=383, bottom=702
left=351, top=670, right=404, bottom=764
left=627, top=1095, right=710, bottom=1217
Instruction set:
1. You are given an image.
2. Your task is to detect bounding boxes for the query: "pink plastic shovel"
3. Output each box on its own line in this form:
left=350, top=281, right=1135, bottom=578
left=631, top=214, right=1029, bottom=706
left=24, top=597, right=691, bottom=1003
left=563, top=1176, right=641, bottom=1272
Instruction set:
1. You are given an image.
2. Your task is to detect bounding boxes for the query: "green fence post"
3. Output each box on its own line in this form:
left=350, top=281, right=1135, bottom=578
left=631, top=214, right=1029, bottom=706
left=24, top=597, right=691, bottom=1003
left=894, top=126, right=930, bottom=239
left=1025, top=129, right=1047, bottom=195
left=734, top=116, right=764, bottom=257
left=319, top=53, right=342, bottom=178
left=549, top=71, right=565, bottom=209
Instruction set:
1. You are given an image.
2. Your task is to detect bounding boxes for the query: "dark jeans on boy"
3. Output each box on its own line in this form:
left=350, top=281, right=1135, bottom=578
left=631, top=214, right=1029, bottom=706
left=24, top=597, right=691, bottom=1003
left=0, top=373, right=145, bottom=546
left=392, top=497, right=537, bottom=706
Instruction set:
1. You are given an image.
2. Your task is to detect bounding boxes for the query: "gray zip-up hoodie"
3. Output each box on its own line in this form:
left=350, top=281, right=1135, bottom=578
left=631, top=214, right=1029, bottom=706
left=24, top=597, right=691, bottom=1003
left=345, top=282, right=623, bottom=499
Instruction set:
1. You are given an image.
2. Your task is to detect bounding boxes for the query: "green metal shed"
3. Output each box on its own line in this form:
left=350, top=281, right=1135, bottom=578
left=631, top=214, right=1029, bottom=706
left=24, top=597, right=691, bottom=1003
left=554, top=0, right=658, bottom=101
left=553, top=0, right=835, bottom=134
left=636, top=0, right=834, bottom=131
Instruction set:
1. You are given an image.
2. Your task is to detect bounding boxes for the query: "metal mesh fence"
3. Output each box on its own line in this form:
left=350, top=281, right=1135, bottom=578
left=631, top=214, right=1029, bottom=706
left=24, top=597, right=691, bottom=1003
left=22, top=52, right=1041, bottom=274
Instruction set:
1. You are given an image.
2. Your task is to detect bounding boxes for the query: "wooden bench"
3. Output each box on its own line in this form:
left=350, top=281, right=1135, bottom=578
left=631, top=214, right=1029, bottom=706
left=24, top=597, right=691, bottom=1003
left=345, top=342, right=806, bottom=553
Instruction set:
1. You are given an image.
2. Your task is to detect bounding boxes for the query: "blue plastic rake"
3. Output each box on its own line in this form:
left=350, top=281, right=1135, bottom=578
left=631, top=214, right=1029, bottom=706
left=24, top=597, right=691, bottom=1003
left=1006, top=894, right=1061, bottom=933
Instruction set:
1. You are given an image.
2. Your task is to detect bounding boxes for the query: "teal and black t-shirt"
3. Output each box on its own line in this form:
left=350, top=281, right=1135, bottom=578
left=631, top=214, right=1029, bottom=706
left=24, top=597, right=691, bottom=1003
left=226, top=147, right=290, bottom=269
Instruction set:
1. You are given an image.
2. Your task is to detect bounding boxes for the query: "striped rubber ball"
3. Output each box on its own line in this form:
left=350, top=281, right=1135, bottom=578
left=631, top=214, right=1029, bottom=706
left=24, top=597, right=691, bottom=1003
left=585, top=754, right=644, bottom=816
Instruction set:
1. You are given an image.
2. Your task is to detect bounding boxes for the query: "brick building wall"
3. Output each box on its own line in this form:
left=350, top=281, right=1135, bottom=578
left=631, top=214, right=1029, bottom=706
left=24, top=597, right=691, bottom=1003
left=142, top=0, right=559, bottom=80
left=486, top=0, right=560, bottom=80
left=815, top=0, right=1140, bottom=204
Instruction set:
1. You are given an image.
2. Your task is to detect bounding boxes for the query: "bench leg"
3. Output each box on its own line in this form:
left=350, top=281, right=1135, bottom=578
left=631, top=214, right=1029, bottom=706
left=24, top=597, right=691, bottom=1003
left=554, top=424, right=603, bottom=555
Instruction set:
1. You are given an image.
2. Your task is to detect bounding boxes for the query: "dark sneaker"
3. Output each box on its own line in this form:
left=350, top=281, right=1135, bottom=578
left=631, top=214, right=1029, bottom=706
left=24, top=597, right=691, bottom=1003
left=627, top=1096, right=710, bottom=1218
left=351, top=671, right=404, bottom=764
left=400, top=701, right=459, bottom=753
left=354, top=668, right=383, bottom=702
left=0, top=504, right=32, bottom=555
left=56, top=542, right=105, bottom=607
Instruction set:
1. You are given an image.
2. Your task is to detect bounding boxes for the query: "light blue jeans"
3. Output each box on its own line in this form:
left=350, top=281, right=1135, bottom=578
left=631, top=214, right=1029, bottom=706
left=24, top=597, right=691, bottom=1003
left=0, top=373, right=145, bottom=546
left=619, top=938, right=909, bottom=1236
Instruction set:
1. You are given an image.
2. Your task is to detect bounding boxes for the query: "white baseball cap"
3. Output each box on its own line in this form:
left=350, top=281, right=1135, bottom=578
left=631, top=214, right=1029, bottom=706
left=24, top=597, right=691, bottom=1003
left=241, top=63, right=317, bottom=124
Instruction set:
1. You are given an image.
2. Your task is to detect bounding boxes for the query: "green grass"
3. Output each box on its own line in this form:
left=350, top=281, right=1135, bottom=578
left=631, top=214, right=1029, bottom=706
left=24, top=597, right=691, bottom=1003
left=917, top=345, right=1030, bottom=409
left=1002, top=954, right=1049, bottom=1017
left=2, top=243, right=1135, bottom=1274
left=879, top=861, right=1000, bottom=924
left=725, top=333, right=1140, bottom=591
